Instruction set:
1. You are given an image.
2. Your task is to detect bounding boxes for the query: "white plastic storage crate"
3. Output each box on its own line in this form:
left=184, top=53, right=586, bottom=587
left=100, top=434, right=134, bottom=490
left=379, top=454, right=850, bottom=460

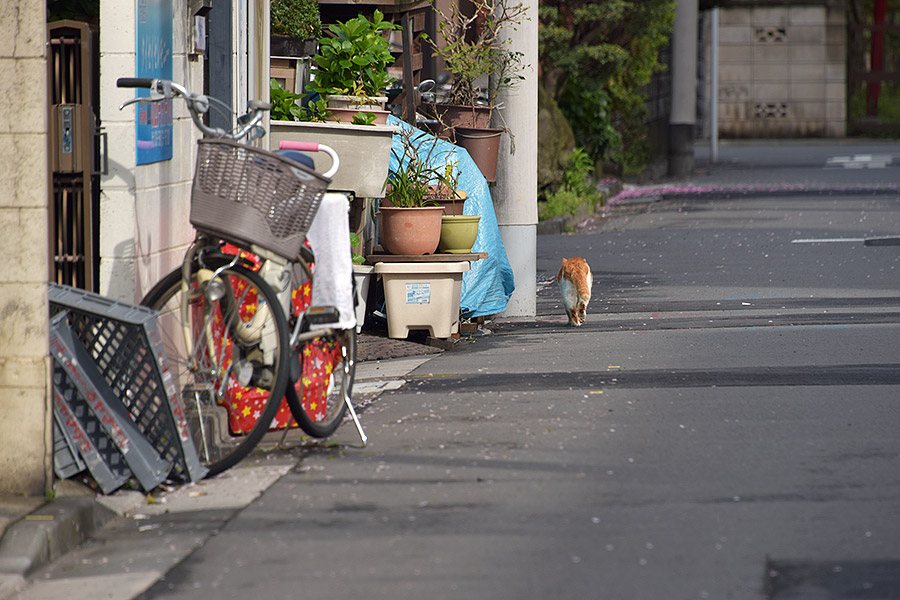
left=374, top=262, right=470, bottom=339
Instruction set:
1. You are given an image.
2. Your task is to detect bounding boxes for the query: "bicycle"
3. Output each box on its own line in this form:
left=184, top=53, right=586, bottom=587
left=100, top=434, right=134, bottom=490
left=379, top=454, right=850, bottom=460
left=117, top=77, right=366, bottom=478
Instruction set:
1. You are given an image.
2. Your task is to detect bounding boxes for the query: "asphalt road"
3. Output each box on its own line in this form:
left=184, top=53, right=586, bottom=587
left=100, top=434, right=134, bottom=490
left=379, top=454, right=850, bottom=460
left=18, top=141, right=900, bottom=599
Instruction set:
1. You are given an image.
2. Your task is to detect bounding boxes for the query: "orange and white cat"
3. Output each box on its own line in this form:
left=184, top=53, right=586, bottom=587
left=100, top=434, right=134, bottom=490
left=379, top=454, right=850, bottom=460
left=557, top=257, right=592, bottom=326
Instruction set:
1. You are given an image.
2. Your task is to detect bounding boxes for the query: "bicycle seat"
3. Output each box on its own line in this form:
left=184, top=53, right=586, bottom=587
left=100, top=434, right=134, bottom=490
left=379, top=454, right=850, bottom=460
left=276, top=149, right=315, bottom=170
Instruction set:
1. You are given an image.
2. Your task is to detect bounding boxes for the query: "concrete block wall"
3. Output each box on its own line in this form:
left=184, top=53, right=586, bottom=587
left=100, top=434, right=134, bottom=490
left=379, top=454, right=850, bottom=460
left=715, top=5, right=846, bottom=138
left=0, top=0, right=52, bottom=495
left=99, top=0, right=202, bottom=304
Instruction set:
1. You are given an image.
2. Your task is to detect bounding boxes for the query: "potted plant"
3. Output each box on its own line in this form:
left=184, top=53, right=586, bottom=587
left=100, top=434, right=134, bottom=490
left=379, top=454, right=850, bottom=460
left=431, top=162, right=480, bottom=254
left=270, top=0, right=321, bottom=57
left=268, top=80, right=399, bottom=198
left=270, top=79, right=330, bottom=122
left=308, top=10, right=400, bottom=118
left=378, top=127, right=448, bottom=256
left=426, top=0, right=527, bottom=181
left=424, top=160, right=466, bottom=215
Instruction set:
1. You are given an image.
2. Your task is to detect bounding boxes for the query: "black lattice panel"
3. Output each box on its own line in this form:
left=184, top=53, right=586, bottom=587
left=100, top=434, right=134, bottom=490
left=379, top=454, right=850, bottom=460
left=52, top=363, right=132, bottom=494
left=68, top=312, right=183, bottom=464
left=53, top=412, right=86, bottom=480
left=49, top=284, right=207, bottom=482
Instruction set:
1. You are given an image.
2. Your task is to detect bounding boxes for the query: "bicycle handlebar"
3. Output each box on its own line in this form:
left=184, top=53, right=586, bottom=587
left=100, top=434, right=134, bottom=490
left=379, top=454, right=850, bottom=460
left=279, top=141, right=340, bottom=179
left=117, top=78, right=156, bottom=89
left=116, top=77, right=268, bottom=141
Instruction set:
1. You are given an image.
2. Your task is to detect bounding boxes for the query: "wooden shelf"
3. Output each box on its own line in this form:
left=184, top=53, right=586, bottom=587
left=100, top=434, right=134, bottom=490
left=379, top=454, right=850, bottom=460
left=366, top=252, right=486, bottom=263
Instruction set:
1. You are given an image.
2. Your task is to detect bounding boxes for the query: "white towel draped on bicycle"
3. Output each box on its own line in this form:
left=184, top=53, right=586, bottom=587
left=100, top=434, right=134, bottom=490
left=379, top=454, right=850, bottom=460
left=305, top=193, right=356, bottom=330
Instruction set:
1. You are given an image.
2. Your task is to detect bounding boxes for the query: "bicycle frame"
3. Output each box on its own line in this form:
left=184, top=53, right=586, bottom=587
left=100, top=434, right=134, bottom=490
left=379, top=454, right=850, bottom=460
left=119, top=77, right=367, bottom=448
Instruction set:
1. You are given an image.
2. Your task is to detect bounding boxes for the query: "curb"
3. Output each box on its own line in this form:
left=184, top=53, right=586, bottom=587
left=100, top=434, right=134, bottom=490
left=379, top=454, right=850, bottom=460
left=609, top=182, right=900, bottom=206
left=0, top=496, right=115, bottom=598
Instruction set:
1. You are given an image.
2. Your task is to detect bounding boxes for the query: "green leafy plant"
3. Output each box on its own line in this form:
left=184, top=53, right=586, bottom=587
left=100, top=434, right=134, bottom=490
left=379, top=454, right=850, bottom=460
left=351, top=111, right=378, bottom=125
left=308, top=10, right=400, bottom=98
left=270, top=0, right=321, bottom=40
left=383, top=128, right=451, bottom=208
left=350, top=232, right=365, bottom=264
left=539, top=147, right=604, bottom=220
left=269, top=79, right=331, bottom=122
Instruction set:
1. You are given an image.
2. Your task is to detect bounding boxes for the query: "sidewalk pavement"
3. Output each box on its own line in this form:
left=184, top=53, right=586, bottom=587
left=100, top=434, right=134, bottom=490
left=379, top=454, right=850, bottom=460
left=0, top=327, right=449, bottom=600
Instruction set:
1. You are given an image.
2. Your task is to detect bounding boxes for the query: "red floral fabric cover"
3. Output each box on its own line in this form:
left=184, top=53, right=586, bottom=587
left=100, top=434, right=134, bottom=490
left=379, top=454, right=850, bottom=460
left=216, top=244, right=339, bottom=433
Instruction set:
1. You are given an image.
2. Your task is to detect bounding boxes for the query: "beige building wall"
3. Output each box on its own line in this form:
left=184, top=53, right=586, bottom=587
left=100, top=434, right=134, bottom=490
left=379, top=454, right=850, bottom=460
left=715, top=5, right=846, bottom=138
left=0, top=1, right=52, bottom=495
left=99, top=0, right=202, bottom=305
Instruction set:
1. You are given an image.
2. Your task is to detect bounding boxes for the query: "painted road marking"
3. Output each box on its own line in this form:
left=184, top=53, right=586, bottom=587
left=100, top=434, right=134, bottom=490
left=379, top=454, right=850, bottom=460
left=825, top=154, right=893, bottom=169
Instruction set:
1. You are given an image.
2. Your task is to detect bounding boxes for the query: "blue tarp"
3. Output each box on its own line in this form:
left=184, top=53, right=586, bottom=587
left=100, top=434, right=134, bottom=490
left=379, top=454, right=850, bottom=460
left=384, top=116, right=515, bottom=317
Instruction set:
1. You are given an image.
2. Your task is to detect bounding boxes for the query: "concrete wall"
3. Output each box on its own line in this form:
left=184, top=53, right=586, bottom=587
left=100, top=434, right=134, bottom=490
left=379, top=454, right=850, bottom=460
left=713, top=4, right=846, bottom=137
left=99, top=0, right=203, bottom=304
left=0, top=0, right=52, bottom=495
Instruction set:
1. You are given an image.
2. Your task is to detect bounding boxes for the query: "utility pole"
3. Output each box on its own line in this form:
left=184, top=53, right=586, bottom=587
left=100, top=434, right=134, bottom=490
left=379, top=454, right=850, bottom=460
left=669, top=0, right=699, bottom=176
left=494, top=0, right=538, bottom=317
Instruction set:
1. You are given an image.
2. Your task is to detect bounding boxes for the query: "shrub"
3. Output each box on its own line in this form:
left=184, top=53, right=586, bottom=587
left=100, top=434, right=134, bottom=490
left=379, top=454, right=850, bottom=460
left=539, top=1, right=675, bottom=175
left=539, top=147, right=604, bottom=220
left=271, top=0, right=321, bottom=40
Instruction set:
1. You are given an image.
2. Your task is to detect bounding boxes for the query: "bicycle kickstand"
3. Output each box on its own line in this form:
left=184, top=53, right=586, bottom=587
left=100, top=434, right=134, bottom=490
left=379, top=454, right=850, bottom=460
left=342, top=351, right=367, bottom=447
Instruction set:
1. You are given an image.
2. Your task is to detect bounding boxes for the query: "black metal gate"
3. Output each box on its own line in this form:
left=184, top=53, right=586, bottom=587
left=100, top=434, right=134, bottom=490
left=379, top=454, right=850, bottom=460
left=47, top=21, right=102, bottom=291
left=847, top=0, right=900, bottom=135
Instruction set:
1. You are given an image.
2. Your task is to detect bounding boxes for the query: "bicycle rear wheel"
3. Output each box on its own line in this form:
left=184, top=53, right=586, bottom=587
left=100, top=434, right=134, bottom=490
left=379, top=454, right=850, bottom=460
left=142, top=256, right=291, bottom=477
left=286, top=327, right=356, bottom=438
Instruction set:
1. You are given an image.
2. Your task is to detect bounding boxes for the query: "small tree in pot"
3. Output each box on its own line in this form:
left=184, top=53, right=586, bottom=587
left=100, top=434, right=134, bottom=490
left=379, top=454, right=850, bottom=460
left=426, top=0, right=527, bottom=181
left=427, top=0, right=527, bottom=129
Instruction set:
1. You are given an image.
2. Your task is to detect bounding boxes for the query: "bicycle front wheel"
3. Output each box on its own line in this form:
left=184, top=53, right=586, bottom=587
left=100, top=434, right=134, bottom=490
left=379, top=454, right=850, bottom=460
left=142, top=256, right=291, bottom=477
left=286, top=327, right=356, bottom=438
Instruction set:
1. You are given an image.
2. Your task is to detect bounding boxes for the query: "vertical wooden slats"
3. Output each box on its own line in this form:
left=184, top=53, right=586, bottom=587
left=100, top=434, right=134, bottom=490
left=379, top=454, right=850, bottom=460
left=48, top=21, right=98, bottom=292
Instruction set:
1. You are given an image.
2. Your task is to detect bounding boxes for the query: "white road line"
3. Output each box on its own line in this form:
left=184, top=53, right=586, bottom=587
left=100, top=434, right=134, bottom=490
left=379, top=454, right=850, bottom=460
left=791, top=238, right=867, bottom=244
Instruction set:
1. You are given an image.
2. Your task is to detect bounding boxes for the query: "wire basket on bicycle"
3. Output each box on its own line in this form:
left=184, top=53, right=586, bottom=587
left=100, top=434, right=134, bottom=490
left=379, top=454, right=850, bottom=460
left=191, top=138, right=331, bottom=259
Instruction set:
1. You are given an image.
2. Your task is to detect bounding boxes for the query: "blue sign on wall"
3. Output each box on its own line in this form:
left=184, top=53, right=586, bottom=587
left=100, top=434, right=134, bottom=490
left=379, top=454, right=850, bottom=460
left=135, top=0, right=173, bottom=165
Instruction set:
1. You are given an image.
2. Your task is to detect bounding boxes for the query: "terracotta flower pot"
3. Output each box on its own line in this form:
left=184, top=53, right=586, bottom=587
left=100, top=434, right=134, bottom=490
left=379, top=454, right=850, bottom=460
left=425, top=189, right=466, bottom=216
left=378, top=206, right=445, bottom=255
left=326, top=94, right=388, bottom=111
left=328, top=107, right=391, bottom=125
left=424, top=104, right=492, bottom=140
left=454, top=127, right=503, bottom=182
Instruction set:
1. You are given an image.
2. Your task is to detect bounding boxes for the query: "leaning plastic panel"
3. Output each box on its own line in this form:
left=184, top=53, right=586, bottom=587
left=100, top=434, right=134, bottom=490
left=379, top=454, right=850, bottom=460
left=53, top=411, right=87, bottom=481
left=50, top=313, right=173, bottom=492
left=49, top=283, right=208, bottom=482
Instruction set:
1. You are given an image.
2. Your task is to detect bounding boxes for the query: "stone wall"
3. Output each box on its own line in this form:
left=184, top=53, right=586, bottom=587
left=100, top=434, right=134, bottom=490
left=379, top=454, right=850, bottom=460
left=0, top=0, right=52, bottom=495
left=712, top=4, right=846, bottom=138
